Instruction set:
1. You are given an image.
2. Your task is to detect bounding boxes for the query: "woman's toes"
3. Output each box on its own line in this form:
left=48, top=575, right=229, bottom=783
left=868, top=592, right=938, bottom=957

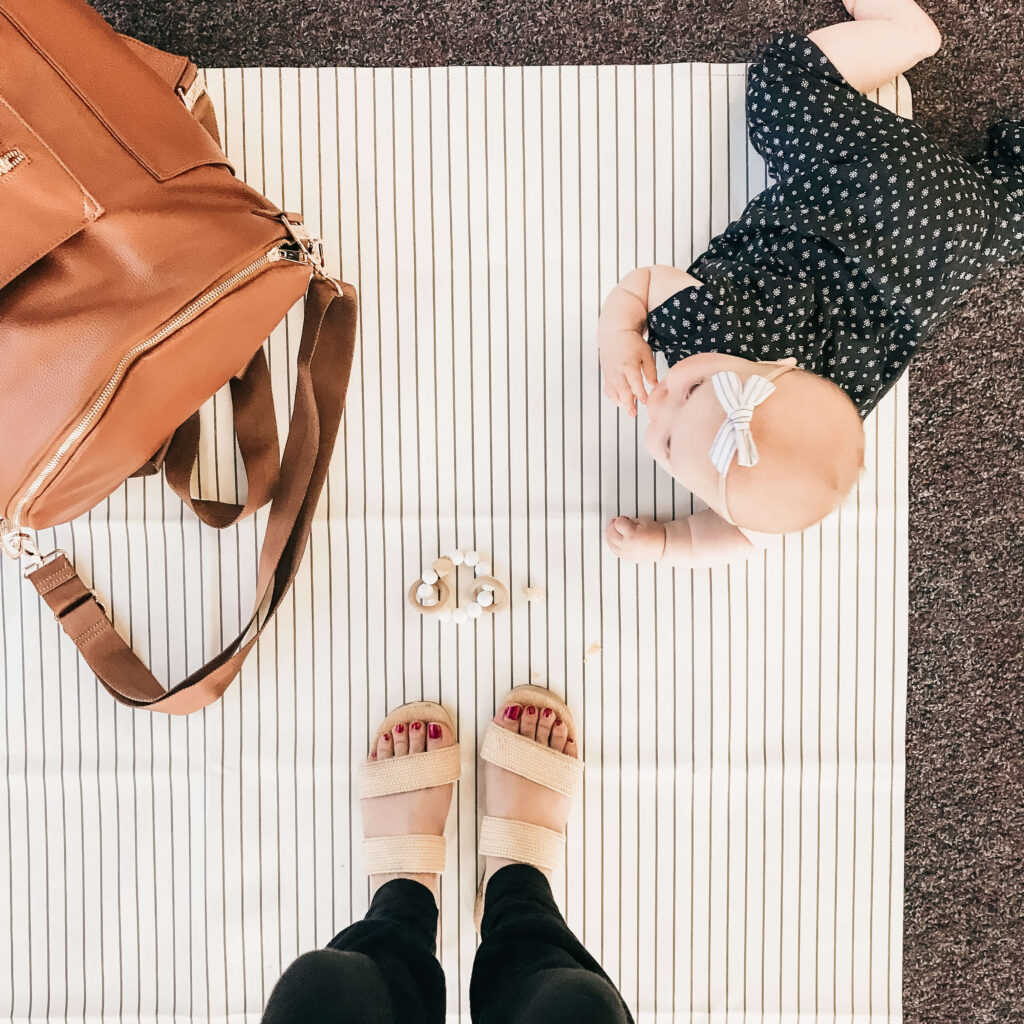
left=393, top=721, right=409, bottom=756
left=425, top=721, right=451, bottom=751
left=408, top=721, right=426, bottom=754
left=519, top=705, right=539, bottom=740
left=376, top=731, right=394, bottom=760
left=535, top=707, right=555, bottom=745
left=494, top=703, right=523, bottom=733
left=549, top=718, right=568, bottom=753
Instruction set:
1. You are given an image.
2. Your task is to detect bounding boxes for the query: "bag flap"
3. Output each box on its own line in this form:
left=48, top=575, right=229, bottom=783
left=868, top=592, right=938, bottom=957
left=0, top=94, right=103, bottom=293
left=0, top=0, right=230, bottom=181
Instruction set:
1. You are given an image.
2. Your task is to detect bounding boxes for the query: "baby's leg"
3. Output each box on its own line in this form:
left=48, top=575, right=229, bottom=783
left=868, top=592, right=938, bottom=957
left=809, top=0, right=942, bottom=94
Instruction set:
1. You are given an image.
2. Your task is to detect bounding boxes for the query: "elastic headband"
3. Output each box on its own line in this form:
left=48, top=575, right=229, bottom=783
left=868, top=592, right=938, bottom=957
left=713, top=360, right=798, bottom=526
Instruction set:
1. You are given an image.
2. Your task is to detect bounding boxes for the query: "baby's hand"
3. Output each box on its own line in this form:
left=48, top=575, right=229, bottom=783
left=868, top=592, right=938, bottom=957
left=599, top=329, right=658, bottom=418
left=605, top=516, right=668, bottom=562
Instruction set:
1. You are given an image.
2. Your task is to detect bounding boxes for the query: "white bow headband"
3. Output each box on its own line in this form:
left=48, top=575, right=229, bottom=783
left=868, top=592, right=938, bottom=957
left=708, top=371, right=777, bottom=476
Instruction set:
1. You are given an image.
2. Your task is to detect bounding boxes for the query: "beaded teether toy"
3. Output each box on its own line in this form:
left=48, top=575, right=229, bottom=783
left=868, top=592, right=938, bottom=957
left=407, top=547, right=509, bottom=624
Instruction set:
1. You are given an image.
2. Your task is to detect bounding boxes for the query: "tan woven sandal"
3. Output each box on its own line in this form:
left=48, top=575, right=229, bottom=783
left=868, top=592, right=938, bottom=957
left=357, top=701, right=462, bottom=877
left=474, top=684, right=584, bottom=928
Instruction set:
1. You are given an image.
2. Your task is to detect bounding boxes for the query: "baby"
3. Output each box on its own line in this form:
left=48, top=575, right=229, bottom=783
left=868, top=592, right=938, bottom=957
left=599, top=0, right=1024, bottom=568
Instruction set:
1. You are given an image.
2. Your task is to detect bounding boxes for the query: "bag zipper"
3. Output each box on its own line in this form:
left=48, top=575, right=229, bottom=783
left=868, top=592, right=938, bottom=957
left=10, top=243, right=307, bottom=528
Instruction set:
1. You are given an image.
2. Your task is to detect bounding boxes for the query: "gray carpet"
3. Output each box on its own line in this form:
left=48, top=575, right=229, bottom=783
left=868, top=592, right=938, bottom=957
left=91, top=2, right=1024, bottom=1020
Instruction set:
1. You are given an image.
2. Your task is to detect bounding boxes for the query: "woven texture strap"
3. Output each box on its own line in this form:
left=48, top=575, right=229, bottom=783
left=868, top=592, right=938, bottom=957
left=363, top=835, right=446, bottom=875
left=480, top=724, right=583, bottom=797
left=358, top=744, right=462, bottom=799
left=478, top=816, right=565, bottom=872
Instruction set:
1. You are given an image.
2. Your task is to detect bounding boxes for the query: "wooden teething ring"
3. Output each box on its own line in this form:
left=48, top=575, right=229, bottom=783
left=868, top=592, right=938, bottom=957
left=469, top=575, right=508, bottom=613
left=407, top=576, right=453, bottom=615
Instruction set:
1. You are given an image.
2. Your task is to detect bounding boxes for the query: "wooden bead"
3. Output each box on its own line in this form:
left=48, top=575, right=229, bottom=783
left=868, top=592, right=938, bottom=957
left=524, top=585, right=546, bottom=602
left=432, top=556, right=456, bottom=578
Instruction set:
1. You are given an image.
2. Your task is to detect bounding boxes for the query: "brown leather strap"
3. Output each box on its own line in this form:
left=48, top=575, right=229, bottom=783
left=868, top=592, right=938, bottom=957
left=163, top=348, right=281, bottom=528
left=129, top=435, right=174, bottom=478
left=27, top=275, right=358, bottom=714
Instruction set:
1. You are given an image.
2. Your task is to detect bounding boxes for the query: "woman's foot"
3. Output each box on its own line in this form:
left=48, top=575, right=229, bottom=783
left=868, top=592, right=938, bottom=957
left=361, top=716, right=456, bottom=899
left=481, top=698, right=579, bottom=887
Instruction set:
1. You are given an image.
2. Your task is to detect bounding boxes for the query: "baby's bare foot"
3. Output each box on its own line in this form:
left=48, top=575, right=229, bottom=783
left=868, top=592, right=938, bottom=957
left=482, top=700, right=578, bottom=886
left=362, top=718, right=455, bottom=898
left=605, top=516, right=667, bottom=563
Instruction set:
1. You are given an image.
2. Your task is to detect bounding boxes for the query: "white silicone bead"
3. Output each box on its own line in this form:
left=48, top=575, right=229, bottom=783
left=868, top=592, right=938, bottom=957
left=463, top=550, right=480, bottom=567
left=467, top=602, right=483, bottom=619
left=477, top=590, right=494, bottom=608
left=474, top=560, right=491, bottom=577
left=438, top=608, right=453, bottom=622
left=416, top=583, right=435, bottom=602
left=481, top=583, right=495, bottom=592
left=449, top=549, right=465, bottom=566
left=452, top=607, right=468, bottom=625
left=421, top=596, right=438, bottom=608
left=421, top=569, right=439, bottom=585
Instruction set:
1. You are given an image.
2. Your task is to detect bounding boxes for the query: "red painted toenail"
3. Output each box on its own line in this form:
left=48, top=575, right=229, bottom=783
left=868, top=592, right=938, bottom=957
left=504, top=705, right=522, bottom=721
left=382, top=733, right=390, bottom=742
left=428, top=723, right=442, bottom=739
left=411, top=722, right=423, bottom=731
left=395, top=723, right=405, bottom=734
left=542, top=708, right=553, bottom=718
left=371, top=751, right=377, bottom=759
left=554, top=719, right=562, bottom=727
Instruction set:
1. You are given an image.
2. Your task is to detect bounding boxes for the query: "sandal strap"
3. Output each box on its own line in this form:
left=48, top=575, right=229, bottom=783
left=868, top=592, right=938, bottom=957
left=478, top=816, right=565, bottom=872
left=358, top=744, right=462, bottom=799
left=480, top=724, right=583, bottom=797
left=363, top=834, right=447, bottom=875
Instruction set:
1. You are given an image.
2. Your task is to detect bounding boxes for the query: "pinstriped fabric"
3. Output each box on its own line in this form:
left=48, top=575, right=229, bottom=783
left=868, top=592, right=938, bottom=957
left=0, top=64, right=909, bottom=1023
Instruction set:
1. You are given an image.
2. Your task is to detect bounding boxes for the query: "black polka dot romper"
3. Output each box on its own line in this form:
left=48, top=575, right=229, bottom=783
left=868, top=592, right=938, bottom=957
left=647, top=32, right=1024, bottom=416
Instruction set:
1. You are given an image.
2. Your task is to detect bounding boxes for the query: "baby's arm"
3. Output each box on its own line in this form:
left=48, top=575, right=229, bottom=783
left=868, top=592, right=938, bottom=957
left=598, top=265, right=699, bottom=417
left=809, top=0, right=942, bottom=95
left=607, top=510, right=761, bottom=569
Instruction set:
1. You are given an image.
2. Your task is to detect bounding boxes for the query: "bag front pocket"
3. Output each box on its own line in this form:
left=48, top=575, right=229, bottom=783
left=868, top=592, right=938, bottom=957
left=0, top=0, right=231, bottom=183
left=0, top=94, right=103, bottom=292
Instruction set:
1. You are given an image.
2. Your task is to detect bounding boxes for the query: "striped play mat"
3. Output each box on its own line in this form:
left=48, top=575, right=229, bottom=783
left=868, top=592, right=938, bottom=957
left=0, top=64, right=909, bottom=1023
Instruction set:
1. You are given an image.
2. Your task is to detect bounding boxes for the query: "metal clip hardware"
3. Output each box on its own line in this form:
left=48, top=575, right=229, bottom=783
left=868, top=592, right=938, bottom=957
left=279, top=215, right=332, bottom=279
left=0, top=519, right=61, bottom=577
left=176, top=73, right=207, bottom=112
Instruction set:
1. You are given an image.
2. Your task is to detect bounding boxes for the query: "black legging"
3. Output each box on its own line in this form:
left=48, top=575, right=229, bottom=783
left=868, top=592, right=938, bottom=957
left=262, top=864, right=634, bottom=1024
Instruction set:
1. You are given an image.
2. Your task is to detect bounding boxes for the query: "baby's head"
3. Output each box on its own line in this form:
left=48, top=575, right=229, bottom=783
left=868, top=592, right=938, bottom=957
left=644, top=353, right=864, bottom=534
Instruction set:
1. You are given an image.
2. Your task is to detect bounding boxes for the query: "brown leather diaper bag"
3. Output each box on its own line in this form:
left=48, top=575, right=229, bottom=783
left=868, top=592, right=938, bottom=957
left=0, top=0, right=358, bottom=713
